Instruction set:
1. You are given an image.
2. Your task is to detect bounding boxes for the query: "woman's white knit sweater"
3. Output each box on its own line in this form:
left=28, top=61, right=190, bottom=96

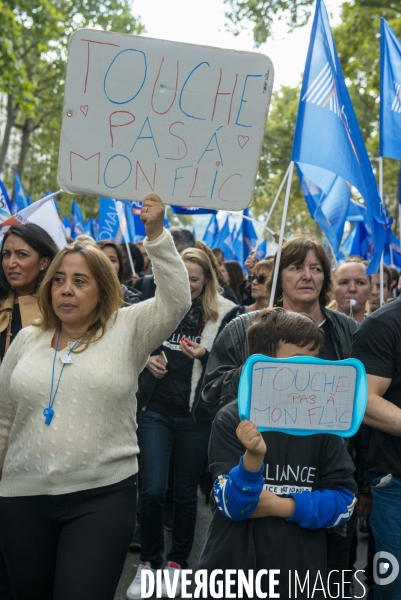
left=0, top=229, right=191, bottom=497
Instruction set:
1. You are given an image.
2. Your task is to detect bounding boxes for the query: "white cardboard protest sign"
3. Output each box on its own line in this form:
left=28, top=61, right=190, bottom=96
left=238, top=356, right=368, bottom=437
left=58, top=30, right=274, bottom=210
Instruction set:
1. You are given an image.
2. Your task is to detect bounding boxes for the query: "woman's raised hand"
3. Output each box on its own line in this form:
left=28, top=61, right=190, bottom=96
left=140, top=194, right=165, bottom=241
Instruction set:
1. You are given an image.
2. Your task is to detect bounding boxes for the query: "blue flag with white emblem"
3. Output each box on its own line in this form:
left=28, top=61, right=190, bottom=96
left=131, top=202, right=146, bottom=241
left=85, top=217, right=95, bottom=238
left=291, top=0, right=386, bottom=273
left=13, top=172, right=29, bottom=214
left=203, top=213, right=219, bottom=247
left=214, top=216, right=235, bottom=259
left=380, top=19, right=401, bottom=160
left=71, top=200, right=86, bottom=239
left=255, top=239, right=267, bottom=261
left=337, top=222, right=373, bottom=262
left=123, top=202, right=136, bottom=243
left=62, top=216, right=72, bottom=238
left=97, top=197, right=120, bottom=241
left=0, top=180, right=12, bottom=226
left=296, top=162, right=351, bottom=254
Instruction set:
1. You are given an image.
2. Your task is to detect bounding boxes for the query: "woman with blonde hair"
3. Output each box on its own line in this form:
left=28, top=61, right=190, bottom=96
left=127, top=248, right=237, bottom=600
left=0, top=195, right=191, bottom=600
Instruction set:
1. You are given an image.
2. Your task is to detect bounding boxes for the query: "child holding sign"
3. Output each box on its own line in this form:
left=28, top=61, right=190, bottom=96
left=198, top=309, right=357, bottom=599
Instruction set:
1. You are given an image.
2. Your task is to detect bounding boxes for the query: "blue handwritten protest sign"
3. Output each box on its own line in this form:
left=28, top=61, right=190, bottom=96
left=238, top=356, right=367, bottom=437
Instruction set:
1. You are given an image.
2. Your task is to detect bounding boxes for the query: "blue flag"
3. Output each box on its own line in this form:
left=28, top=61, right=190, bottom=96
left=384, top=231, right=401, bottom=268
left=203, top=213, right=219, bottom=247
left=71, top=200, right=86, bottom=239
left=122, top=202, right=136, bottom=243
left=338, top=222, right=373, bottom=262
left=62, top=216, right=72, bottom=238
left=97, top=197, right=120, bottom=241
left=0, top=180, right=12, bottom=226
left=131, top=202, right=146, bottom=241
left=242, top=208, right=258, bottom=262
left=296, top=162, right=351, bottom=254
left=255, top=239, right=267, bottom=261
left=233, top=222, right=244, bottom=265
left=380, top=19, right=401, bottom=160
left=13, top=172, right=29, bottom=214
left=346, top=200, right=367, bottom=222
left=214, top=216, right=235, bottom=260
left=92, top=219, right=99, bottom=240
left=232, top=208, right=258, bottom=266
left=291, top=0, right=386, bottom=273
left=171, top=206, right=218, bottom=215
left=84, top=217, right=95, bottom=238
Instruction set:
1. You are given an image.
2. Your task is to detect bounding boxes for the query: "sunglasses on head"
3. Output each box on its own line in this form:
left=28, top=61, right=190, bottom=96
left=248, top=274, right=267, bottom=284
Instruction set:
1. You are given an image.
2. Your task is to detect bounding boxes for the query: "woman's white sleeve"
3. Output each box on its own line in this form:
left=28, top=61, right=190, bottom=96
left=122, top=229, right=191, bottom=358
left=0, top=330, right=26, bottom=469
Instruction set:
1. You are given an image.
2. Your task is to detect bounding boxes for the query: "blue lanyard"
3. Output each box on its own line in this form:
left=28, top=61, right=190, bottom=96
left=43, top=326, right=82, bottom=426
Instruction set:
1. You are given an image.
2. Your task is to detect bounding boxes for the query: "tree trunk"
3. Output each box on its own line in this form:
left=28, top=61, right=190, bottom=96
left=0, top=95, right=16, bottom=175
left=17, top=117, right=33, bottom=179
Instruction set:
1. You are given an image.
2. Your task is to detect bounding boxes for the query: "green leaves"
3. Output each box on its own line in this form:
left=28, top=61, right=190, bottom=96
left=0, top=0, right=144, bottom=207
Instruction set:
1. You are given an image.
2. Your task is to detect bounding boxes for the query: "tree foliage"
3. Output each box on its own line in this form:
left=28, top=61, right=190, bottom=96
left=224, top=0, right=401, bottom=46
left=0, top=0, right=144, bottom=218
left=244, top=0, right=401, bottom=241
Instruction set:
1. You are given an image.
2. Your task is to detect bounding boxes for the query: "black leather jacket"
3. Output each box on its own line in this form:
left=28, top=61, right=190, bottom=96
left=201, top=305, right=359, bottom=413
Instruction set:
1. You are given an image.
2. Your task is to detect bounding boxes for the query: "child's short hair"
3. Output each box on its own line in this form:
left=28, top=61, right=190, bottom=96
left=247, top=307, right=324, bottom=357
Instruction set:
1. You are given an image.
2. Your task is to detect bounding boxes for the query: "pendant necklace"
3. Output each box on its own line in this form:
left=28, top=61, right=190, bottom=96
left=43, top=326, right=82, bottom=426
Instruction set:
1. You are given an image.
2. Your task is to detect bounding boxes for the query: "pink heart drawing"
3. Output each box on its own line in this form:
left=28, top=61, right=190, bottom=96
left=216, top=161, right=220, bottom=167
left=238, top=135, right=249, bottom=148
left=80, top=105, right=89, bottom=117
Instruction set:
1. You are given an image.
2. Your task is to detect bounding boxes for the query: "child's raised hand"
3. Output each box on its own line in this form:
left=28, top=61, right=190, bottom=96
left=236, top=420, right=266, bottom=457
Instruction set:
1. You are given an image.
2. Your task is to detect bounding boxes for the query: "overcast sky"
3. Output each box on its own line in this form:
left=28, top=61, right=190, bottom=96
left=132, top=0, right=343, bottom=91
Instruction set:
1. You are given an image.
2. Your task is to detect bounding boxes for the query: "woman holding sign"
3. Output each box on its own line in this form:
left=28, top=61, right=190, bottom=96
left=127, top=248, right=237, bottom=600
left=0, top=195, right=191, bottom=600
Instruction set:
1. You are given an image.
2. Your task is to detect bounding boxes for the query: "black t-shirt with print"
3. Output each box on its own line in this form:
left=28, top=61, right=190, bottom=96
left=147, top=321, right=205, bottom=417
left=352, top=298, right=401, bottom=481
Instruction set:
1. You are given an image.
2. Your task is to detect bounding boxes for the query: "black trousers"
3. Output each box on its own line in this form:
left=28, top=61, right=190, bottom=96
left=0, top=475, right=137, bottom=600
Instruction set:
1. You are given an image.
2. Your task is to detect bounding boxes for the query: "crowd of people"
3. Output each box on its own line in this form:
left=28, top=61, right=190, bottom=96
left=0, top=196, right=400, bottom=600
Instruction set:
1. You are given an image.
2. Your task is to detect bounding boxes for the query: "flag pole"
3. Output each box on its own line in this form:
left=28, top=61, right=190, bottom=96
left=255, top=163, right=291, bottom=251
left=379, top=156, right=384, bottom=307
left=125, top=239, right=136, bottom=277
left=269, top=161, right=294, bottom=307
left=326, top=238, right=338, bottom=267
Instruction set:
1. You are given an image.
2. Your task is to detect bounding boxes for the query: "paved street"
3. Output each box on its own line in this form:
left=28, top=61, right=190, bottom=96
left=114, top=492, right=370, bottom=600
